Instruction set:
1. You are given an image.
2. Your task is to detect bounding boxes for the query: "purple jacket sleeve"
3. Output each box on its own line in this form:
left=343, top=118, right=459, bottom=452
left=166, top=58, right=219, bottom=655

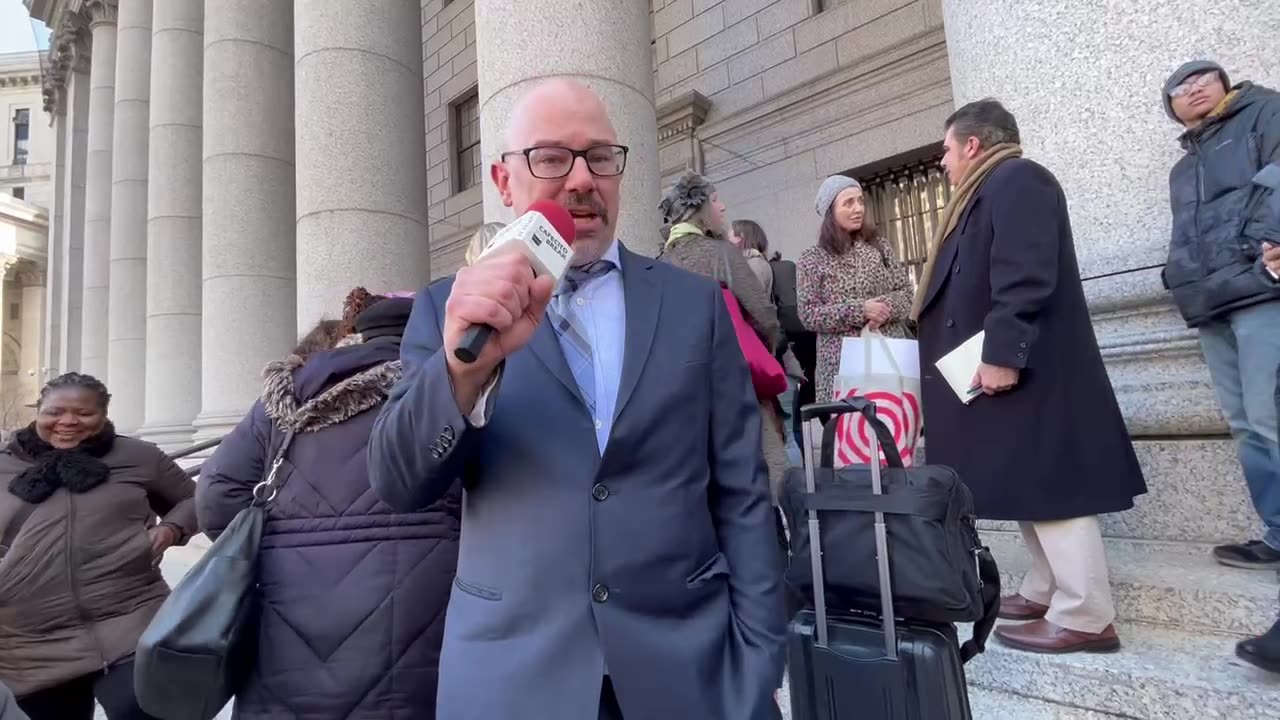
left=367, top=283, right=484, bottom=511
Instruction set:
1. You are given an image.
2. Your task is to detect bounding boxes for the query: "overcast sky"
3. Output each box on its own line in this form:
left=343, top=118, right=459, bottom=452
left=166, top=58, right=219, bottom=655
left=1, top=0, right=51, bottom=55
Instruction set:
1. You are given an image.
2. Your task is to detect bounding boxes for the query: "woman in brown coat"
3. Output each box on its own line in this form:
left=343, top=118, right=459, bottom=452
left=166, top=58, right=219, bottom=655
left=657, top=171, right=787, bottom=502
left=0, top=373, right=197, bottom=720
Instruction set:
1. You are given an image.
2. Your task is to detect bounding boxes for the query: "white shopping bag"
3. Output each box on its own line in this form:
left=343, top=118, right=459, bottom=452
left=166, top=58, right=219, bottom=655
left=830, top=330, right=923, bottom=467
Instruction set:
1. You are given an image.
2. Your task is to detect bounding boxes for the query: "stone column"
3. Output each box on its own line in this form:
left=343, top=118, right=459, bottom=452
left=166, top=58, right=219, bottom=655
left=19, top=270, right=46, bottom=406
left=194, top=0, right=296, bottom=442
left=80, top=0, right=118, bottom=380
left=0, top=259, right=14, bottom=416
left=475, top=0, right=662, bottom=256
left=941, top=0, right=1280, bottom=543
left=293, top=1, right=431, bottom=332
left=106, top=0, right=152, bottom=432
left=59, top=67, right=90, bottom=375
left=139, top=0, right=202, bottom=449
left=43, top=110, right=66, bottom=381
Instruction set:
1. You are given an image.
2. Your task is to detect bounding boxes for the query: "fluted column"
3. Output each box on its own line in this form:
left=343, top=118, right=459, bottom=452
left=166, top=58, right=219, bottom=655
left=43, top=110, right=66, bottom=381
left=194, top=0, right=296, bottom=441
left=139, top=0, right=202, bottom=448
left=293, top=0, right=431, bottom=330
left=80, top=0, right=118, bottom=380
left=59, top=66, right=90, bottom=374
left=106, top=0, right=152, bottom=432
left=476, top=0, right=661, bottom=255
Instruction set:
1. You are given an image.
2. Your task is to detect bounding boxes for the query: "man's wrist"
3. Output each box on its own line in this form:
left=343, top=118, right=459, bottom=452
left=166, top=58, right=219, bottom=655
left=445, top=357, right=496, bottom=415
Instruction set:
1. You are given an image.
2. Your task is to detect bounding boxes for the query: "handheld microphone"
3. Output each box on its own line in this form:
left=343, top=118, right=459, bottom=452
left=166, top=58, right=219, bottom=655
left=454, top=200, right=578, bottom=364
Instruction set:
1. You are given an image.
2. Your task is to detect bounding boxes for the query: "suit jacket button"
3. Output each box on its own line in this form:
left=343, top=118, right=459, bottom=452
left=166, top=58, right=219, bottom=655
left=1017, top=352, right=1026, bottom=359
left=430, top=447, right=443, bottom=459
left=945, top=319, right=955, bottom=328
left=442, top=425, right=455, bottom=441
left=592, top=484, right=609, bottom=501
left=592, top=583, right=609, bottom=602
left=1019, top=342, right=1028, bottom=349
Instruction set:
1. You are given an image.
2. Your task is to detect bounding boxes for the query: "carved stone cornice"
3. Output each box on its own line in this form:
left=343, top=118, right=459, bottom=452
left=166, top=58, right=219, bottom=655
left=40, top=8, right=92, bottom=116
left=16, top=269, right=47, bottom=288
left=656, top=91, right=712, bottom=142
left=83, top=0, right=118, bottom=28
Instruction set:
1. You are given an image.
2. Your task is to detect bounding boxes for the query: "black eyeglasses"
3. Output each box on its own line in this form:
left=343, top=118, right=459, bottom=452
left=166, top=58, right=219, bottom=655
left=500, top=144, right=629, bottom=179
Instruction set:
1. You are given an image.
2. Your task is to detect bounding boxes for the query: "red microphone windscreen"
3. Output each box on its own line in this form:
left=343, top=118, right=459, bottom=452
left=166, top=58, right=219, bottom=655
left=528, top=200, right=577, bottom=247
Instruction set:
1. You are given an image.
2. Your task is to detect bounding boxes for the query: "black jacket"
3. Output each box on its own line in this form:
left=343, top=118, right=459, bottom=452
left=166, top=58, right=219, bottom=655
left=1163, top=82, right=1280, bottom=326
left=917, top=158, right=1147, bottom=521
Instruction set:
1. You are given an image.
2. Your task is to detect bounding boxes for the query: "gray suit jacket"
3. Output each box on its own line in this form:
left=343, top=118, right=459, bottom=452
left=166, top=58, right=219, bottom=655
left=368, top=244, right=785, bottom=720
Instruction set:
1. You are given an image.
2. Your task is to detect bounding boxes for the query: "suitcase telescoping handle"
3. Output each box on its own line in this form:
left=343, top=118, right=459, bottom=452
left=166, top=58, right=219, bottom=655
left=800, top=399, right=898, bottom=660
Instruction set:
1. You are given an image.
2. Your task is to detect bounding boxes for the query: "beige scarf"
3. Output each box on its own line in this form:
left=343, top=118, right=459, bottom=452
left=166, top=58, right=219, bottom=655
left=910, top=143, right=1023, bottom=320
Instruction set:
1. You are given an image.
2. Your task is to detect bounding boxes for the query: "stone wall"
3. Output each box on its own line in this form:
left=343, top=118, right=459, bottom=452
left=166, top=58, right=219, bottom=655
left=421, top=0, right=483, bottom=278
left=419, top=0, right=955, bottom=268
left=652, top=0, right=952, bottom=260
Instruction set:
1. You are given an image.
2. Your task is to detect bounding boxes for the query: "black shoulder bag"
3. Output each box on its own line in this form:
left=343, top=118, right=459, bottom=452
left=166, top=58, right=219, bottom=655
left=781, top=399, right=1000, bottom=662
left=134, top=427, right=296, bottom=720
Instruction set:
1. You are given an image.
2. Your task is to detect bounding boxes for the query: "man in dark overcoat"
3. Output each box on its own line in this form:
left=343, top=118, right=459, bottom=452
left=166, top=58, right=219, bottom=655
left=911, top=99, right=1148, bottom=654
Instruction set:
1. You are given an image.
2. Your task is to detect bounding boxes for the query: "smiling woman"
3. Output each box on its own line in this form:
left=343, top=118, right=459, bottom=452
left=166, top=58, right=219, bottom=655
left=0, top=372, right=198, bottom=720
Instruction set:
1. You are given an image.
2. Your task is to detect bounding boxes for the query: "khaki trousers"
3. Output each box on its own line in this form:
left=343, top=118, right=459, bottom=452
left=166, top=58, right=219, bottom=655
left=1017, top=515, right=1117, bottom=634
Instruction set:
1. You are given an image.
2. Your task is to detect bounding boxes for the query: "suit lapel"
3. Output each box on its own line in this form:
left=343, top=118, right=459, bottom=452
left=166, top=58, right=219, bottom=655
left=527, top=318, right=586, bottom=407
left=613, top=245, right=661, bottom=424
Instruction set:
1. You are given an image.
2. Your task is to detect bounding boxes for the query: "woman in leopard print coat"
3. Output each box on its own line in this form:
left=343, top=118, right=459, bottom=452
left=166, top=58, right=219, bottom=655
left=798, top=175, right=913, bottom=405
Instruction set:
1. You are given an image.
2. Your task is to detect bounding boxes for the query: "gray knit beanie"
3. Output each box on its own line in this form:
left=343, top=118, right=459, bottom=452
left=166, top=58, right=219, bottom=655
left=1163, top=60, right=1230, bottom=120
left=659, top=170, right=716, bottom=226
left=815, top=175, right=861, bottom=217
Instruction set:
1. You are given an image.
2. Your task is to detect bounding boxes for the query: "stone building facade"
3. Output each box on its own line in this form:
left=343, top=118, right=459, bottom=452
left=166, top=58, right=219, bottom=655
left=17, top=0, right=1280, bottom=714
left=0, top=50, right=49, bottom=426
left=19, top=0, right=1280, bottom=507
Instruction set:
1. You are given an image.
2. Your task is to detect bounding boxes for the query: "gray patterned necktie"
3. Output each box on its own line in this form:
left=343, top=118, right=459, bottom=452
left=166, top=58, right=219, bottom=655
left=547, top=260, right=615, bottom=415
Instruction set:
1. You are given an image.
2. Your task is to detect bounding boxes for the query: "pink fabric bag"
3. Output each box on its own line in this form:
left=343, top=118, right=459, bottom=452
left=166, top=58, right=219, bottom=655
left=720, top=286, right=788, bottom=399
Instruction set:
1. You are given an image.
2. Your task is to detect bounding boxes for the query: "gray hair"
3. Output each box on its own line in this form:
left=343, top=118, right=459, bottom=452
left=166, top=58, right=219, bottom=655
left=659, top=171, right=726, bottom=240
left=945, top=99, right=1020, bottom=150
left=465, top=222, right=507, bottom=266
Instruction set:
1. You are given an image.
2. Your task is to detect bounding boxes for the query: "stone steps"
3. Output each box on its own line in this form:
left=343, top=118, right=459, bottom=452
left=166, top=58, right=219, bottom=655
left=977, top=439, right=1261, bottom=545
left=982, top=530, right=1279, bottom=636
left=778, top=681, right=1135, bottom=719
left=964, top=620, right=1280, bottom=720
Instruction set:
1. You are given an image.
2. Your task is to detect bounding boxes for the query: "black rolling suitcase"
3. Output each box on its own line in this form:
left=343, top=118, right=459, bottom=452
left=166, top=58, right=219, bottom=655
left=786, top=401, right=973, bottom=720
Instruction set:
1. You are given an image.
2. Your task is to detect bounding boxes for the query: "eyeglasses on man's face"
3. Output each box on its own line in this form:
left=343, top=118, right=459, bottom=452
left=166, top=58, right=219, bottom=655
left=1170, top=72, right=1221, bottom=98
left=501, top=144, right=629, bottom=179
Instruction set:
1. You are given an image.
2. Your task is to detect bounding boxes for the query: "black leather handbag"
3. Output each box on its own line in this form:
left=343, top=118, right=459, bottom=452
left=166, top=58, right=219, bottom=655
left=781, top=399, right=1000, bottom=661
left=134, top=428, right=295, bottom=720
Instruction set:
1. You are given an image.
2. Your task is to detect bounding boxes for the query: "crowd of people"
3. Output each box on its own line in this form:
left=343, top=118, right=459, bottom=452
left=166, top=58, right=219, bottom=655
left=0, top=58, right=1276, bottom=720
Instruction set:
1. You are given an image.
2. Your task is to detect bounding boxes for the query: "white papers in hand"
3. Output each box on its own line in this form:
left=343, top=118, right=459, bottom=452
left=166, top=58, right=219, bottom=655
left=935, top=331, right=985, bottom=404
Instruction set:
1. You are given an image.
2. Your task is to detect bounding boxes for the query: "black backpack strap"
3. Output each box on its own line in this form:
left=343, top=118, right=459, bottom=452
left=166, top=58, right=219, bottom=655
left=960, top=546, right=1001, bottom=663
left=818, top=400, right=905, bottom=469
left=0, top=503, right=36, bottom=558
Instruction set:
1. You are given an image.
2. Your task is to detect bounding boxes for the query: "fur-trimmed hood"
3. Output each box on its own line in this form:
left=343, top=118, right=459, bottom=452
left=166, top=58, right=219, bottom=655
left=261, top=339, right=402, bottom=434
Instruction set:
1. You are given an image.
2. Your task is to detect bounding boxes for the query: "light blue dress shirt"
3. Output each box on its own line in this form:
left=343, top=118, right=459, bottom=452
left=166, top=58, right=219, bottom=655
left=555, top=239, right=626, bottom=455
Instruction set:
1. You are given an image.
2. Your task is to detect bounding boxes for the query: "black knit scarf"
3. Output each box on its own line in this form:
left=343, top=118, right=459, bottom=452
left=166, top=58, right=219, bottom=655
left=6, top=422, right=117, bottom=504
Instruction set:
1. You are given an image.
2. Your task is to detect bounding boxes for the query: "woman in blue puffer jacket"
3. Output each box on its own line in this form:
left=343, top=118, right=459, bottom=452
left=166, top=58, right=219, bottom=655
left=197, top=288, right=461, bottom=719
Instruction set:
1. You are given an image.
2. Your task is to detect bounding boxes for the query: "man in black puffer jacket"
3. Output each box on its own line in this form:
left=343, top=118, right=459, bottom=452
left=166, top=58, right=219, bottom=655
left=1162, top=60, right=1280, bottom=571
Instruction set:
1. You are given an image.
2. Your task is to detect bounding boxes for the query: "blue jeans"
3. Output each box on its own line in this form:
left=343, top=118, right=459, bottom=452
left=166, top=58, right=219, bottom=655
left=1198, top=301, right=1280, bottom=549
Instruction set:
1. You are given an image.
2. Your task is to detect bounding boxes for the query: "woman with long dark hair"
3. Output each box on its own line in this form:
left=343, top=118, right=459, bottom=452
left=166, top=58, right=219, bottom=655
left=797, top=175, right=913, bottom=405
